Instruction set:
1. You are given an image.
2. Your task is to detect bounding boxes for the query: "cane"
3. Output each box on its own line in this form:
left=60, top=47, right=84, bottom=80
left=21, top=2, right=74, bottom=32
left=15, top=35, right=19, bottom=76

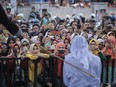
left=40, top=45, right=96, bottom=78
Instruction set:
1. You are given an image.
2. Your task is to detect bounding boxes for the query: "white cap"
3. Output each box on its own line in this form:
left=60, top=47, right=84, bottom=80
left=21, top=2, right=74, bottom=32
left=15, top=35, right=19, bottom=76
left=70, top=19, right=74, bottom=23
left=17, top=13, right=24, bottom=18
left=66, top=15, right=70, bottom=19
left=79, top=13, right=83, bottom=17
left=91, top=13, right=95, bottom=17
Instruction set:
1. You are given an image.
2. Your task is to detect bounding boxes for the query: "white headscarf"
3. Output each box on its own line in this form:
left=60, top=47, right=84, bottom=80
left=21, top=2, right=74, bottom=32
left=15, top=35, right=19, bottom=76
left=70, top=35, right=92, bottom=70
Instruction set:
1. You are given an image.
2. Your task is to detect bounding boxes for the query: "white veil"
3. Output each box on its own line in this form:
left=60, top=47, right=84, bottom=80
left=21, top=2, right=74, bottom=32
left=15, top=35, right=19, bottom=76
left=70, top=35, right=92, bottom=70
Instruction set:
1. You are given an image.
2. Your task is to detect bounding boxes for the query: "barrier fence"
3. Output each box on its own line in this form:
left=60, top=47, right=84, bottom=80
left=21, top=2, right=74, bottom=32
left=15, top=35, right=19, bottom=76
left=0, top=56, right=116, bottom=87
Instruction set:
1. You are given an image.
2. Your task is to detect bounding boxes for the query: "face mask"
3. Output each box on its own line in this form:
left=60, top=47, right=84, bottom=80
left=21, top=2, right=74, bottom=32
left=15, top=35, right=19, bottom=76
left=89, top=45, right=97, bottom=51
left=23, top=47, right=28, bottom=52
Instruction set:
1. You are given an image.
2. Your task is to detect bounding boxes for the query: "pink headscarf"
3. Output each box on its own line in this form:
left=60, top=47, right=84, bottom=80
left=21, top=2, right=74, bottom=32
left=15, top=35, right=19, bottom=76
left=107, top=36, right=116, bottom=45
left=54, top=42, right=67, bottom=56
left=102, top=36, right=116, bottom=59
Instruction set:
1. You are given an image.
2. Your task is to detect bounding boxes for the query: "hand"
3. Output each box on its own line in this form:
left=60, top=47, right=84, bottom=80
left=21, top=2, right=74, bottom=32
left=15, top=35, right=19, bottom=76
left=49, top=53, right=55, bottom=57
left=105, top=43, right=109, bottom=49
left=110, top=43, right=115, bottom=49
left=47, top=82, right=52, bottom=87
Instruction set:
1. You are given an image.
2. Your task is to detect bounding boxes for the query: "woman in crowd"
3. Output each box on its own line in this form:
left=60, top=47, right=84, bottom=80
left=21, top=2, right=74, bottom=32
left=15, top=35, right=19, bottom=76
left=20, top=38, right=30, bottom=57
left=54, top=42, right=68, bottom=87
left=6, top=36, right=16, bottom=55
left=26, top=43, right=50, bottom=86
left=101, top=36, right=116, bottom=83
left=97, top=38, right=104, bottom=51
left=101, top=36, right=116, bottom=60
left=89, top=39, right=106, bottom=61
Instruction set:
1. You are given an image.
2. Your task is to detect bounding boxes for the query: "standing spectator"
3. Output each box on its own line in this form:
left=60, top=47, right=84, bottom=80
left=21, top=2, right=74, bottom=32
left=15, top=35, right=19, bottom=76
left=89, top=39, right=106, bottom=61
left=1, top=42, right=8, bottom=56
left=30, top=24, right=40, bottom=37
left=6, top=36, right=16, bottom=55
left=70, top=24, right=83, bottom=41
left=54, top=42, right=68, bottom=87
left=101, top=36, right=116, bottom=60
left=20, top=38, right=30, bottom=56
left=26, top=43, right=50, bottom=86
left=29, top=7, right=37, bottom=20
left=6, top=6, right=14, bottom=21
left=41, top=13, right=50, bottom=26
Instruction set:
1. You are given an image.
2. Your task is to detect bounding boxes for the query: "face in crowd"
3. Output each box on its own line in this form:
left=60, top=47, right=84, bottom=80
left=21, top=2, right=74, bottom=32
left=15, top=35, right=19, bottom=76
left=21, top=41, right=29, bottom=53
left=32, top=25, right=40, bottom=32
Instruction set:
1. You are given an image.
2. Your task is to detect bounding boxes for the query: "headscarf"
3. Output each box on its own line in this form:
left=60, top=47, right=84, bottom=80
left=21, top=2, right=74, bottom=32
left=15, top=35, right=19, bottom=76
left=21, top=38, right=30, bottom=45
left=70, top=35, right=92, bottom=70
left=54, top=42, right=67, bottom=56
left=107, top=31, right=115, bottom=37
left=55, top=42, right=65, bottom=51
left=102, top=36, right=116, bottom=59
left=107, top=36, right=116, bottom=45
left=28, top=44, right=40, bottom=53
left=7, top=36, right=15, bottom=46
left=89, top=39, right=99, bottom=55
left=97, top=38, right=104, bottom=44
left=12, top=43, right=20, bottom=52
left=11, top=43, right=21, bottom=57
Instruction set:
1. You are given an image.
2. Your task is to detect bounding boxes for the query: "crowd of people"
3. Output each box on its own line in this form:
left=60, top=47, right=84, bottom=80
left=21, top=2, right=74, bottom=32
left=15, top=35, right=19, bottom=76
left=0, top=3, right=116, bottom=87
left=0, top=0, right=91, bottom=7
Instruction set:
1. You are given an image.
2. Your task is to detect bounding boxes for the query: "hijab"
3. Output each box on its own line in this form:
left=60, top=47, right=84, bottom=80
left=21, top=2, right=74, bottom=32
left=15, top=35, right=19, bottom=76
left=7, top=36, right=15, bottom=47
left=54, top=42, right=67, bottom=56
left=102, top=36, right=116, bottom=59
left=28, top=44, right=40, bottom=54
left=21, top=38, right=30, bottom=45
left=89, top=39, right=99, bottom=55
left=70, top=35, right=92, bottom=70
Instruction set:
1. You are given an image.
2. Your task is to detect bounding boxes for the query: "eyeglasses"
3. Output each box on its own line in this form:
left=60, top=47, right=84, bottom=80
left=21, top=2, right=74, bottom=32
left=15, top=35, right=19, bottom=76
left=33, top=48, right=38, bottom=50
left=72, top=24, right=77, bottom=26
left=99, top=43, right=104, bottom=46
left=22, top=44, right=28, bottom=47
left=9, top=41, right=14, bottom=44
left=59, top=46, right=64, bottom=49
left=33, top=27, right=38, bottom=30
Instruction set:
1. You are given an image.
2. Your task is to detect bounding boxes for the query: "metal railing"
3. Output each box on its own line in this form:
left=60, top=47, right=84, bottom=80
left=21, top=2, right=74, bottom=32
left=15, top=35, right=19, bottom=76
left=0, top=58, right=29, bottom=87
left=0, top=56, right=116, bottom=87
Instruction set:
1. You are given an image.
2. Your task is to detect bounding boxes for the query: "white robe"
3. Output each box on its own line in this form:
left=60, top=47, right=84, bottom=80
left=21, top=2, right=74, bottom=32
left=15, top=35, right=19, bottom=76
left=63, top=35, right=101, bottom=87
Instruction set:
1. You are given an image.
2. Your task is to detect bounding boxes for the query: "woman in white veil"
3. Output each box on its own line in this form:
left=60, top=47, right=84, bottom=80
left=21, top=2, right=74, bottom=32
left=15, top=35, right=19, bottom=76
left=63, top=35, right=101, bottom=87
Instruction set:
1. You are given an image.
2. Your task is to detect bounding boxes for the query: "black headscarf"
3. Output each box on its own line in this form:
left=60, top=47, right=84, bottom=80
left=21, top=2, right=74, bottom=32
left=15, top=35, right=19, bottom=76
left=7, top=36, right=16, bottom=54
